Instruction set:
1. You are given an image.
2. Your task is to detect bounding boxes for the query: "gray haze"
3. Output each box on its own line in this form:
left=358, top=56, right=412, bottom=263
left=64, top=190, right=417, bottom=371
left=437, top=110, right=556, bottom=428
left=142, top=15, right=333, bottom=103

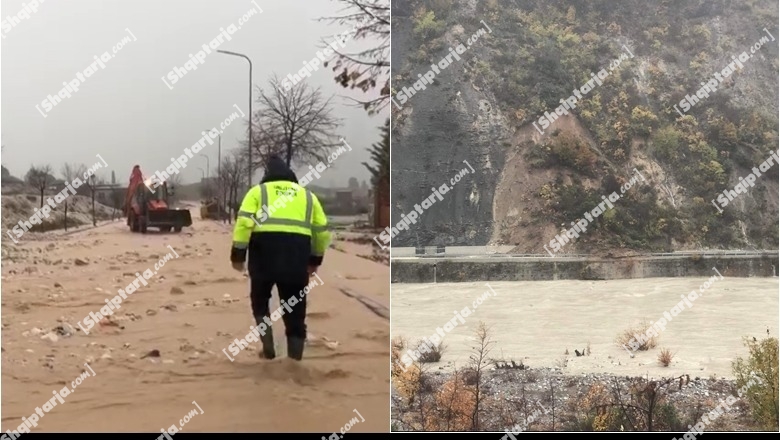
left=0, top=0, right=386, bottom=187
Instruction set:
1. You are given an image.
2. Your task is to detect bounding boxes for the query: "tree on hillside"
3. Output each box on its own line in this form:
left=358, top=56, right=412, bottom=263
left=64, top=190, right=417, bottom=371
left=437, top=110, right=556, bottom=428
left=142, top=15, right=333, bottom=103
left=348, top=177, right=360, bottom=189
left=25, top=165, right=54, bottom=208
left=0, top=144, right=24, bottom=184
left=252, top=75, right=342, bottom=169
left=1, top=165, right=23, bottom=184
left=319, top=0, right=390, bottom=115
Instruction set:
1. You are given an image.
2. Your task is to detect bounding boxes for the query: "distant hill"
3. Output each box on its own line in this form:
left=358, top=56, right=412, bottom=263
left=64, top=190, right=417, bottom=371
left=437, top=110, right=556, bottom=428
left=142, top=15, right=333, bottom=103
left=1, top=165, right=23, bottom=184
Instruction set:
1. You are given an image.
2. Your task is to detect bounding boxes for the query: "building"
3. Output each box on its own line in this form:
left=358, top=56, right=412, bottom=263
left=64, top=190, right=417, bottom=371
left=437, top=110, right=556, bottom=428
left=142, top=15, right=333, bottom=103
left=335, top=190, right=355, bottom=214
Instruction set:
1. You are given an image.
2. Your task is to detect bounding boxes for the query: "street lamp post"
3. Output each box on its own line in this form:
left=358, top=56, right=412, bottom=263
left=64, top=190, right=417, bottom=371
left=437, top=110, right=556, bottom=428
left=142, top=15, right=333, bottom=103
left=205, top=130, right=223, bottom=221
left=200, top=154, right=210, bottom=178
left=217, top=134, right=223, bottom=221
left=200, top=153, right=212, bottom=200
left=216, top=49, right=253, bottom=189
left=89, top=174, right=96, bottom=227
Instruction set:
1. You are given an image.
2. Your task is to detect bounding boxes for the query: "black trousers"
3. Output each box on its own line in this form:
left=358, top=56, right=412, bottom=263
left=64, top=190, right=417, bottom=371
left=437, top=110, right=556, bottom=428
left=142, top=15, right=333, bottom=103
left=246, top=231, right=311, bottom=340
left=249, top=275, right=307, bottom=339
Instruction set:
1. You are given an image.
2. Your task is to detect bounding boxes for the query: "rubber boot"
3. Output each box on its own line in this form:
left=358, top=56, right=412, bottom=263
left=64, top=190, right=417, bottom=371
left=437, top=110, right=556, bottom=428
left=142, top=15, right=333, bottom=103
left=254, top=316, right=275, bottom=359
left=287, top=337, right=305, bottom=361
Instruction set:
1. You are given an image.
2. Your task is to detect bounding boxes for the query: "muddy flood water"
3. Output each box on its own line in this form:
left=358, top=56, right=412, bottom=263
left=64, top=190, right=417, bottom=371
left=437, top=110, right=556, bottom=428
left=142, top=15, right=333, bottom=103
left=392, top=277, right=778, bottom=379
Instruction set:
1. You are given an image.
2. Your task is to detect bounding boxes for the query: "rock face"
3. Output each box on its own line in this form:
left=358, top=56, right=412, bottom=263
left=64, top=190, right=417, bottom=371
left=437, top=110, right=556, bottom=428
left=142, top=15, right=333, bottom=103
left=391, top=0, right=779, bottom=252
left=392, top=21, right=503, bottom=248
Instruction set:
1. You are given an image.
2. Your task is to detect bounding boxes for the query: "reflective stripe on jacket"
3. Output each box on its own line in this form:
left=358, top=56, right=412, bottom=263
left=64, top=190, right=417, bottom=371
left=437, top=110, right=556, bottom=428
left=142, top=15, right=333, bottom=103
left=232, top=181, right=331, bottom=257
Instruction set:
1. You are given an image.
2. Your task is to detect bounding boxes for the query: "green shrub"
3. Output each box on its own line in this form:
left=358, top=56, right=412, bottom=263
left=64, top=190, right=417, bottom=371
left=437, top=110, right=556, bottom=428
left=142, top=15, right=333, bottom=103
left=651, top=125, right=684, bottom=162
left=732, top=337, right=779, bottom=430
left=548, top=133, right=599, bottom=173
left=413, top=10, right=445, bottom=40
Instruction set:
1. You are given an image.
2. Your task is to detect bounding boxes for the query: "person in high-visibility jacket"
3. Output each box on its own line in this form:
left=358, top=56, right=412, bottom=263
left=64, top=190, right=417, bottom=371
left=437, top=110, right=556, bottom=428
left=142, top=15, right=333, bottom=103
left=230, top=156, right=331, bottom=361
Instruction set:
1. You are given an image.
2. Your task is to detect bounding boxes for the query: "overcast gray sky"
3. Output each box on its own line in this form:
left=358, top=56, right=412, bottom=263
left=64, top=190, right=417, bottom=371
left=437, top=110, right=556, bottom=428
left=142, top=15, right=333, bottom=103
left=0, top=0, right=387, bottom=187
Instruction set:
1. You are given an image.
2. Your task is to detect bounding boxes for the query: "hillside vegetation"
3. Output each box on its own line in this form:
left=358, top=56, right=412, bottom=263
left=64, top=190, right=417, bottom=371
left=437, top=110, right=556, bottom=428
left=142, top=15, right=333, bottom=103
left=391, top=0, right=778, bottom=253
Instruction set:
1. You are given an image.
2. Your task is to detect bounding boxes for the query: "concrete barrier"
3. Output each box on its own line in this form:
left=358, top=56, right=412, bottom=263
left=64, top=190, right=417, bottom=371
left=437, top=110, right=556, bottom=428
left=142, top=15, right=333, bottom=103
left=445, top=246, right=486, bottom=256
left=391, top=252, right=779, bottom=283
left=390, top=245, right=517, bottom=257
left=391, top=247, right=416, bottom=257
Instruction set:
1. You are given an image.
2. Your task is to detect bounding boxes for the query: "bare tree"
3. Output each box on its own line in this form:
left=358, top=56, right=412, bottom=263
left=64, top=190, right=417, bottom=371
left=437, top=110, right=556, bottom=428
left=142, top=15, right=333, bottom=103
left=61, top=163, right=86, bottom=183
left=583, top=374, right=691, bottom=431
left=61, top=163, right=89, bottom=195
left=83, top=172, right=107, bottom=226
left=253, top=75, right=342, bottom=169
left=549, top=378, right=557, bottom=431
left=166, top=171, right=183, bottom=188
left=659, top=175, right=678, bottom=208
left=165, top=172, right=183, bottom=205
left=200, top=179, right=217, bottom=199
left=59, top=163, right=86, bottom=227
left=468, top=322, right=494, bottom=431
left=218, top=150, right=247, bottom=222
left=319, top=0, right=390, bottom=115
left=25, top=165, right=54, bottom=208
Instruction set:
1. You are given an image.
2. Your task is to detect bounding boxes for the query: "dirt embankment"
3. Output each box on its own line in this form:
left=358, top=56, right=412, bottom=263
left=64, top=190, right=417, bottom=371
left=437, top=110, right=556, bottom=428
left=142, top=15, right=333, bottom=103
left=2, top=194, right=116, bottom=233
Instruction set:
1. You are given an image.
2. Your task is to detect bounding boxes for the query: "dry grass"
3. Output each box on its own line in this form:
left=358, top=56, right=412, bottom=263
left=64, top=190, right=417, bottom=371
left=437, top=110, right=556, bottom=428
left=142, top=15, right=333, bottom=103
left=658, top=348, right=675, bottom=367
left=615, top=320, right=658, bottom=351
left=395, top=363, right=425, bottom=403
left=392, top=327, right=771, bottom=431
left=391, top=336, right=408, bottom=377
left=434, top=374, right=476, bottom=431
left=391, top=336, right=427, bottom=404
left=392, top=322, right=500, bottom=432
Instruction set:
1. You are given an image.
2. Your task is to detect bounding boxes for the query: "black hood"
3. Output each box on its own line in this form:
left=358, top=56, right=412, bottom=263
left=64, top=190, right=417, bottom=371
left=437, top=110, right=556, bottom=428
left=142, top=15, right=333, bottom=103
left=261, top=155, right=298, bottom=184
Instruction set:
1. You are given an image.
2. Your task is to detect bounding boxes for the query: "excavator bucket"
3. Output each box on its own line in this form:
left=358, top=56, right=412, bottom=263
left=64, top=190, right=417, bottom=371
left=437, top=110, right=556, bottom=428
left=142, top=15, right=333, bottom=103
left=147, top=208, right=192, bottom=232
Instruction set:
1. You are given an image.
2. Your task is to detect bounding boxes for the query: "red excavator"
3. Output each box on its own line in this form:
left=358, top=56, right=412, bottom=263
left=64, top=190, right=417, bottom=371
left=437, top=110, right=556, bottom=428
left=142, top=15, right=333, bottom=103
left=124, top=165, right=192, bottom=233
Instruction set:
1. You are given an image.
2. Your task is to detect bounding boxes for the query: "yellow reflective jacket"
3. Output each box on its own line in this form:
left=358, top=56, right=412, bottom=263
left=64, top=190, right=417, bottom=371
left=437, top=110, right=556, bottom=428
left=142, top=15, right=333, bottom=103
left=231, top=181, right=330, bottom=262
